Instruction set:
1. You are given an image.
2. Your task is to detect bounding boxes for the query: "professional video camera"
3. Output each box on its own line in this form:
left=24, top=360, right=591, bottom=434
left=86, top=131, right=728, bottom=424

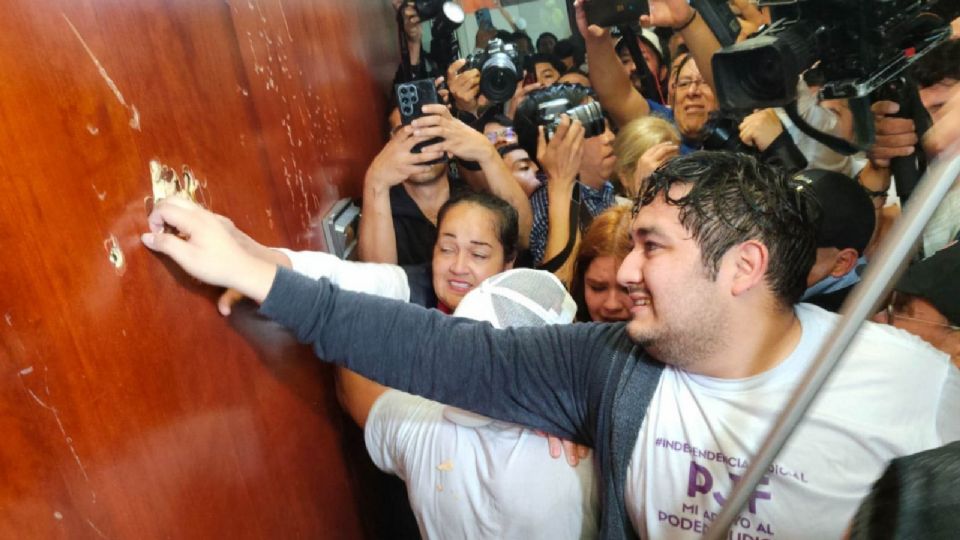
left=712, top=0, right=958, bottom=109
left=537, top=99, right=606, bottom=141
left=460, top=38, right=522, bottom=103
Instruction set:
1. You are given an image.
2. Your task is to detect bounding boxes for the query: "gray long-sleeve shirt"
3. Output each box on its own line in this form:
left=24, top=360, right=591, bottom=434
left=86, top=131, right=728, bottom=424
left=260, top=267, right=665, bottom=539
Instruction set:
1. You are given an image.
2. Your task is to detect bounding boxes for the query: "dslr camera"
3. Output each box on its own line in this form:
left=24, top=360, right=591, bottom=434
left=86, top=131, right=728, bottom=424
left=537, top=98, right=605, bottom=140
left=461, top=38, right=521, bottom=103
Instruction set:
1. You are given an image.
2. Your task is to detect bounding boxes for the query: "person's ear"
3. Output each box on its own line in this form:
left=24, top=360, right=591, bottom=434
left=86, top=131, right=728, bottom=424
left=830, top=248, right=860, bottom=278
left=729, top=240, right=769, bottom=297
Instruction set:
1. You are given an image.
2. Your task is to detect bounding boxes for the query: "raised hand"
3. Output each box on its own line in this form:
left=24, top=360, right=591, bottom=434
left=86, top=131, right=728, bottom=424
left=365, top=126, right=445, bottom=189
left=640, top=0, right=696, bottom=29
left=446, top=59, right=481, bottom=114
left=738, top=108, right=784, bottom=152
left=141, top=197, right=277, bottom=303
left=538, top=115, right=585, bottom=188
left=633, top=141, right=679, bottom=194
left=413, top=103, right=495, bottom=163
left=573, top=0, right=608, bottom=40
left=869, top=101, right=919, bottom=167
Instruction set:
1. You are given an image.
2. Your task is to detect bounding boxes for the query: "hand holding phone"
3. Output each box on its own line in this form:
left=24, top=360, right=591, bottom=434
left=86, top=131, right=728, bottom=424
left=395, top=79, right=446, bottom=163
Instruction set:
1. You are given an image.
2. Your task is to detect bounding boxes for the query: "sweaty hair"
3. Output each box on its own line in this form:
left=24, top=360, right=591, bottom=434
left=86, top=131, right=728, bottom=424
left=571, top=205, right=634, bottom=321
left=553, top=39, right=584, bottom=66
left=437, top=191, right=520, bottom=263
left=529, top=53, right=567, bottom=76
left=638, top=151, right=818, bottom=307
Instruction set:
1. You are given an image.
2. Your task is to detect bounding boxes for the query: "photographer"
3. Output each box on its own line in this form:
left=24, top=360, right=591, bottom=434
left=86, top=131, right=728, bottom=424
left=615, top=27, right=668, bottom=104
left=392, top=0, right=441, bottom=85
left=515, top=85, right=617, bottom=276
left=575, top=1, right=718, bottom=153
left=861, top=40, right=960, bottom=257
left=358, top=105, right=531, bottom=265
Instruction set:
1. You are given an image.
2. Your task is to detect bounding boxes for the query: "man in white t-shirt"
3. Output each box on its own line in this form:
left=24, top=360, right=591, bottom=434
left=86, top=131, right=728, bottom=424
left=143, top=151, right=959, bottom=539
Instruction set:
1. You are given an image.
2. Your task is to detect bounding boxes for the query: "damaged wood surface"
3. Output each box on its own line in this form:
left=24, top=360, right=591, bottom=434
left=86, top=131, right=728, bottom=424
left=0, top=0, right=397, bottom=537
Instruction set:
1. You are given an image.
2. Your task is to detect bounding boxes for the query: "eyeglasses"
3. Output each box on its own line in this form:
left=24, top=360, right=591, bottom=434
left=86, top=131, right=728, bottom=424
left=486, top=127, right=517, bottom=143
left=884, top=292, right=960, bottom=331
left=675, top=78, right=707, bottom=91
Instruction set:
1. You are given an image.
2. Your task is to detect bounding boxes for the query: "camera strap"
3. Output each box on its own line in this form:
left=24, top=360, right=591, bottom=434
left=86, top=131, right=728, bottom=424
left=783, top=101, right=863, bottom=156
left=397, top=6, right=415, bottom=82
left=617, top=25, right=667, bottom=106
left=538, top=182, right=590, bottom=273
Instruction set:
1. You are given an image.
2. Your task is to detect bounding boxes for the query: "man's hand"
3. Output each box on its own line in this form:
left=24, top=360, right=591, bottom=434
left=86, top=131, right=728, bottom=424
left=536, top=430, right=591, bottom=467
left=573, top=0, right=609, bottom=40
left=924, top=86, right=960, bottom=158
left=739, top=108, right=784, bottom=152
left=538, top=116, right=585, bottom=187
left=413, top=104, right=496, bottom=163
left=869, top=101, right=919, bottom=167
left=633, top=141, right=679, bottom=193
left=446, top=59, right=481, bottom=114
left=505, top=80, right=543, bottom=120
left=218, top=248, right=292, bottom=316
left=365, top=126, right=444, bottom=190
left=141, top=197, right=277, bottom=302
left=640, top=0, right=695, bottom=29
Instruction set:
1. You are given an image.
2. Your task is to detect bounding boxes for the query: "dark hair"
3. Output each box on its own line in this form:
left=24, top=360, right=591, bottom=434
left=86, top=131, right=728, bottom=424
left=637, top=151, right=818, bottom=307
left=912, top=39, right=960, bottom=88
left=436, top=191, right=519, bottom=263
left=553, top=39, right=584, bottom=67
left=536, top=32, right=558, bottom=52
left=529, top=53, right=567, bottom=76
left=536, top=31, right=558, bottom=44
left=495, top=29, right=515, bottom=43
left=512, top=31, right=532, bottom=44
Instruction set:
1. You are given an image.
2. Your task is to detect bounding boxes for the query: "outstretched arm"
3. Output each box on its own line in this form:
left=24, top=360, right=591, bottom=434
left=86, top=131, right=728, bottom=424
left=142, top=197, right=616, bottom=442
left=575, top=0, right=650, bottom=127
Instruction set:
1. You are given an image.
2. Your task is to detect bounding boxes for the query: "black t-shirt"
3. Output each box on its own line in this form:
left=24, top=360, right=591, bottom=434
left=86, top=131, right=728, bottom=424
left=388, top=176, right=469, bottom=266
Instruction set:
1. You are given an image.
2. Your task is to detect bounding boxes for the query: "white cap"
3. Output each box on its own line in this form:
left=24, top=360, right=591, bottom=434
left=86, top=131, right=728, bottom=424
left=442, top=268, right=576, bottom=427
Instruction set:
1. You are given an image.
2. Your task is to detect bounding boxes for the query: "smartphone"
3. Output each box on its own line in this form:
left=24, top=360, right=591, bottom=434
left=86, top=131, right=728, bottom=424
left=523, top=69, right=537, bottom=86
left=395, top=79, right=446, bottom=164
left=584, top=0, right=649, bottom=28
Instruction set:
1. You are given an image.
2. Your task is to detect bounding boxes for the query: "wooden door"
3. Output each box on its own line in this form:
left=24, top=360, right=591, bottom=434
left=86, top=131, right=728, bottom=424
left=0, top=0, right=397, bottom=537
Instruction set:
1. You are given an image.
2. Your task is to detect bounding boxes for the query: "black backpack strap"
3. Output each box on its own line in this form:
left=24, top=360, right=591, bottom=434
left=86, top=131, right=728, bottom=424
left=538, top=183, right=584, bottom=273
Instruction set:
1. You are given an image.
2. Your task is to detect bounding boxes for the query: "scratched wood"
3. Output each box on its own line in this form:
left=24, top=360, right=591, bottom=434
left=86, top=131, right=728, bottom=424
left=0, top=0, right=397, bottom=538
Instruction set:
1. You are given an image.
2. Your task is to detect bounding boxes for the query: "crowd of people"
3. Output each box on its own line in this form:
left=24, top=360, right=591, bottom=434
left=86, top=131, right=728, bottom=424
left=143, top=0, right=959, bottom=538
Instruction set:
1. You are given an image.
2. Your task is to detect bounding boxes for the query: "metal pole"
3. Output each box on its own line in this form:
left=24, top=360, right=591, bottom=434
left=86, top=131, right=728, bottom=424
left=703, top=151, right=960, bottom=540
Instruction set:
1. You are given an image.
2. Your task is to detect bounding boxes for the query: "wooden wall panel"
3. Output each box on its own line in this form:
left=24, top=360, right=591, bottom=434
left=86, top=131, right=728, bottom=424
left=0, top=0, right=397, bottom=537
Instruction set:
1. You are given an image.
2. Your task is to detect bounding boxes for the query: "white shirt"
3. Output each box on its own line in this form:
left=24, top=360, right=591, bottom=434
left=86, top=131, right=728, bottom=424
left=626, top=303, right=959, bottom=539
left=775, top=81, right=868, bottom=178
left=366, top=390, right=599, bottom=540
left=281, top=249, right=600, bottom=539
